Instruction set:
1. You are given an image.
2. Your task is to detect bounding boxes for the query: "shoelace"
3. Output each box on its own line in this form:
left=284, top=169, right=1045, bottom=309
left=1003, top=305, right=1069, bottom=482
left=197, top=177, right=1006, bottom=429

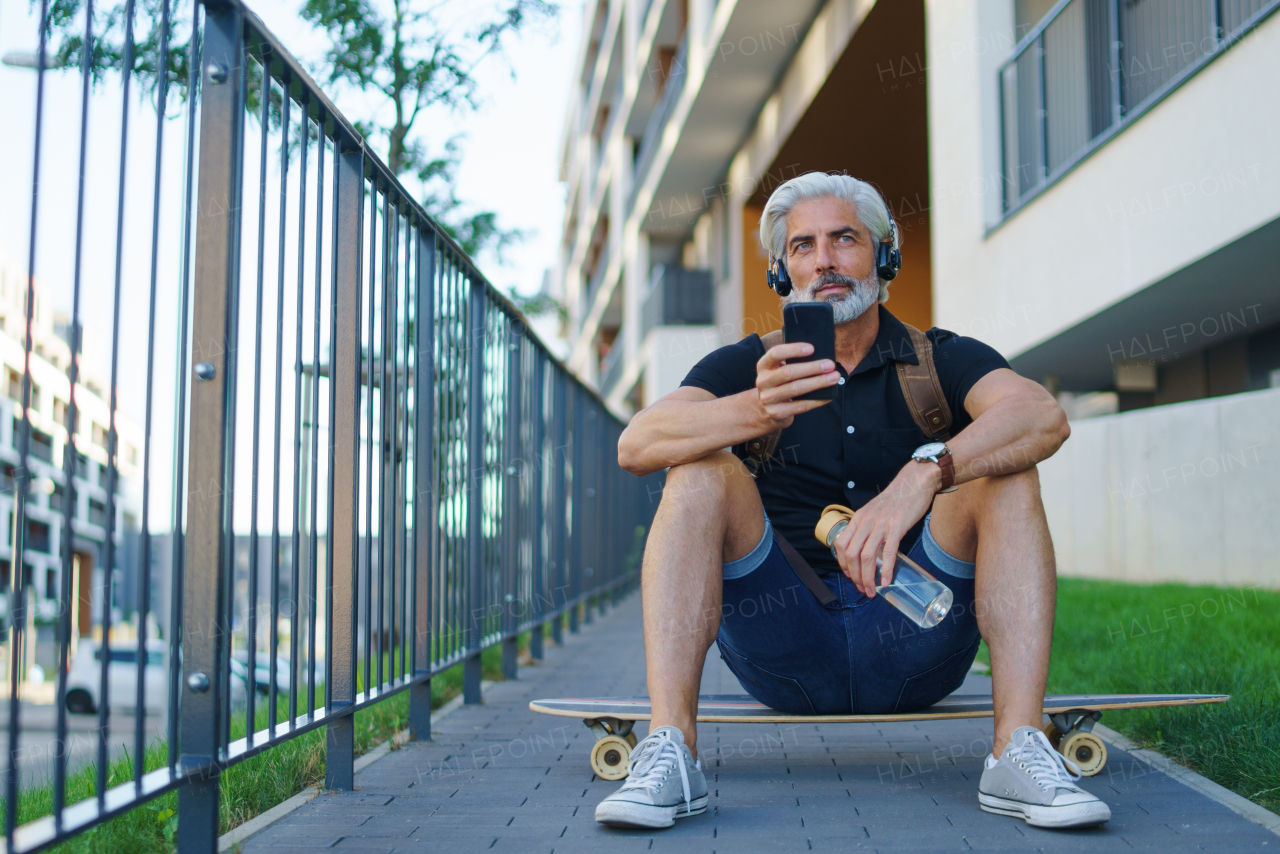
left=1008, top=729, right=1083, bottom=792
left=619, top=729, right=692, bottom=813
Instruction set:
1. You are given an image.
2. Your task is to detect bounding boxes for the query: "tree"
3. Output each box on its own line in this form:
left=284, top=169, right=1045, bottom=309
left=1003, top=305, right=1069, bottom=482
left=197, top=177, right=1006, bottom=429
left=301, top=0, right=555, bottom=258
left=32, top=0, right=555, bottom=260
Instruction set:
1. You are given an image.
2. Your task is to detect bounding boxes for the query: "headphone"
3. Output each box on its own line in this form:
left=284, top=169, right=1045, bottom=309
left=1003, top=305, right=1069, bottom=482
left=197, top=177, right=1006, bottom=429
left=767, top=220, right=901, bottom=296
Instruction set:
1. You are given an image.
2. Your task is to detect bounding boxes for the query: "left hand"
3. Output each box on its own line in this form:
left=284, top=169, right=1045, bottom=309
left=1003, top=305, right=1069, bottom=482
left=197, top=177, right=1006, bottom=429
left=833, top=460, right=941, bottom=595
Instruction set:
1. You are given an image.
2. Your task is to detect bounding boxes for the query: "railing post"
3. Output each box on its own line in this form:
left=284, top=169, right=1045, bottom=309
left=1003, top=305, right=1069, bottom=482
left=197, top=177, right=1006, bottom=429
left=582, top=404, right=596, bottom=626
left=325, top=141, right=364, bottom=791
left=179, top=2, right=244, bottom=848
left=528, top=353, right=546, bottom=662
left=501, top=326, right=521, bottom=680
left=550, top=370, right=566, bottom=645
left=409, top=225, right=435, bottom=740
left=464, top=279, right=485, bottom=703
left=569, top=386, right=582, bottom=634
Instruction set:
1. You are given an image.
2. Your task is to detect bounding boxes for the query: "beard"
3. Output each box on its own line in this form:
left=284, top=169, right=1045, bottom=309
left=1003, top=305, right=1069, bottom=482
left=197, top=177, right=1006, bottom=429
left=786, top=270, right=879, bottom=323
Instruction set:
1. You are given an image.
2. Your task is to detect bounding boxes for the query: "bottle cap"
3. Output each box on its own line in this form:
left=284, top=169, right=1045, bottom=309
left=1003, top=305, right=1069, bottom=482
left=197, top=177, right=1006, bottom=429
left=814, top=504, right=856, bottom=547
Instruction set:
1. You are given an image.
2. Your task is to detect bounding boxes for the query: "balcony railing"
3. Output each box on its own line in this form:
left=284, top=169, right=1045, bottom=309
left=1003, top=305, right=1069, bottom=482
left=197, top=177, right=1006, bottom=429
left=1, top=0, right=658, bottom=851
left=642, top=265, right=714, bottom=343
left=631, top=35, right=689, bottom=208
left=998, top=0, right=1280, bottom=216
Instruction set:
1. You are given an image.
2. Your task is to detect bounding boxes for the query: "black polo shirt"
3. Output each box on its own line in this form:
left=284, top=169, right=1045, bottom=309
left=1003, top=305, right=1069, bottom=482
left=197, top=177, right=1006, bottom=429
left=680, top=306, right=1011, bottom=575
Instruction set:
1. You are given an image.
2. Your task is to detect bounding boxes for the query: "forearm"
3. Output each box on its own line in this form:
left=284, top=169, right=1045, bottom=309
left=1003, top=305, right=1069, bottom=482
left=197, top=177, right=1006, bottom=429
left=618, top=391, right=771, bottom=476
left=948, top=393, right=1069, bottom=486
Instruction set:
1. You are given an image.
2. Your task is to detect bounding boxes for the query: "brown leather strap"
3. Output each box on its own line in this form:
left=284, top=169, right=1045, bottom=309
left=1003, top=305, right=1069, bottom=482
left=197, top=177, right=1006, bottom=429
left=773, top=530, right=838, bottom=606
left=895, top=324, right=953, bottom=441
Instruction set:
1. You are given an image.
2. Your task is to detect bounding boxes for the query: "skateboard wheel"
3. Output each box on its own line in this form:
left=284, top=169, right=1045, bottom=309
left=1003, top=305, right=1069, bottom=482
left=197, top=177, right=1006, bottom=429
left=625, top=732, right=638, bottom=748
left=591, top=735, right=632, bottom=781
left=1059, top=731, right=1107, bottom=776
left=1041, top=721, right=1062, bottom=748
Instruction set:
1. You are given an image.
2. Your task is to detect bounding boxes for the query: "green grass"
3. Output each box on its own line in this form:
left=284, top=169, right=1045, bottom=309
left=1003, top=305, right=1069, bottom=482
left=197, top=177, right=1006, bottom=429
left=975, top=578, right=1280, bottom=814
left=3, top=636, right=529, bottom=854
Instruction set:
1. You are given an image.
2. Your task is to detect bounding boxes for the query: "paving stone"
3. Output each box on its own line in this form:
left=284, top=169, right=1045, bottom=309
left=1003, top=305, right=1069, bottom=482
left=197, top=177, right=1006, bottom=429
left=239, top=594, right=1280, bottom=853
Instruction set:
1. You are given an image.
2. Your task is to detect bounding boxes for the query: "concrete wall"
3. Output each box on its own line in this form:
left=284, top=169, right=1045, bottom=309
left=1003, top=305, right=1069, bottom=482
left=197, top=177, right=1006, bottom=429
left=1039, top=388, right=1280, bottom=589
left=925, top=0, right=1280, bottom=360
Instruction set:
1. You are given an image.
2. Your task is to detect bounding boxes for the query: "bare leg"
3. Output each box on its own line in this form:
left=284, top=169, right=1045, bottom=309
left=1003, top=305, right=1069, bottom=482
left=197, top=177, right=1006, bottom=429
left=928, top=466, right=1056, bottom=757
left=642, top=451, right=764, bottom=759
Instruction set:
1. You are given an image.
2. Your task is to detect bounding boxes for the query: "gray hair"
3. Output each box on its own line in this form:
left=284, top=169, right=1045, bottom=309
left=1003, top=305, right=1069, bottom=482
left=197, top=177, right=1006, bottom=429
left=759, top=172, right=899, bottom=302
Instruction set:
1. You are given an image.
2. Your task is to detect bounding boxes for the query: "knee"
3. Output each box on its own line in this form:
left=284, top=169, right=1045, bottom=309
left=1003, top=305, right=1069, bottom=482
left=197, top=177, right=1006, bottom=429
left=973, top=465, right=1044, bottom=515
left=661, top=450, right=751, bottom=506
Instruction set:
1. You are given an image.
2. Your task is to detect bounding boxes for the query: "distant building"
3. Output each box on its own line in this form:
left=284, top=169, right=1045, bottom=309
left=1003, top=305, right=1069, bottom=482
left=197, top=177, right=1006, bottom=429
left=555, top=0, right=1280, bottom=587
left=0, top=254, right=144, bottom=633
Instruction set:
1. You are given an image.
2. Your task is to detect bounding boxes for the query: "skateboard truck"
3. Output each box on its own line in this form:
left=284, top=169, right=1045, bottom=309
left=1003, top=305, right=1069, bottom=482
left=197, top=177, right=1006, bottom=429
left=1042, top=709, right=1107, bottom=776
left=583, top=717, right=637, bottom=781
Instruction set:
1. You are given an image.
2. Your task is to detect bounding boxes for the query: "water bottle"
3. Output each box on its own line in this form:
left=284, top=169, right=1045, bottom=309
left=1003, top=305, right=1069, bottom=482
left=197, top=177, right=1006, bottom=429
left=814, top=505, right=953, bottom=629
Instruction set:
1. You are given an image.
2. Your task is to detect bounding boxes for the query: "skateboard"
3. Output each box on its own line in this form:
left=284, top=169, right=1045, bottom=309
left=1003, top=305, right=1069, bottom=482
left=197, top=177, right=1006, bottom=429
left=530, top=693, right=1228, bottom=780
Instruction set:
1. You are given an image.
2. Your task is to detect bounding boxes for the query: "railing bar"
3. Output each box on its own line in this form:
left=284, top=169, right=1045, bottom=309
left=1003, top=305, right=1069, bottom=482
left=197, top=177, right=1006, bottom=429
left=167, top=0, right=202, bottom=775
left=307, top=119, right=326, bottom=717
left=7, top=0, right=54, bottom=833
left=395, top=214, right=410, bottom=681
left=364, top=181, right=378, bottom=694
left=133, top=0, right=174, bottom=785
left=95, top=0, right=140, bottom=808
left=376, top=192, right=391, bottom=691
left=248, top=51, right=271, bottom=750
left=289, top=90, right=309, bottom=730
left=268, top=77, right=292, bottom=738
left=53, top=0, right=96, bottom=826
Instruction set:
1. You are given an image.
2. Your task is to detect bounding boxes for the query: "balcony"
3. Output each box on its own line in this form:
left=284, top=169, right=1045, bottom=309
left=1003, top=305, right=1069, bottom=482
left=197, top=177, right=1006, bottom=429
left=999, top=0, right=1280, bottom=216
left=642, top=265, right=714, bottom=342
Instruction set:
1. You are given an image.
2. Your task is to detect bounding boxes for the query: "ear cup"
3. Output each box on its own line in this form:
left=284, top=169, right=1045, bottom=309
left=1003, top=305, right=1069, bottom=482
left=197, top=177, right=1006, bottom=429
left=876, top=240, right=901, bottom=281
left=767, top=259, right=793, bottom=297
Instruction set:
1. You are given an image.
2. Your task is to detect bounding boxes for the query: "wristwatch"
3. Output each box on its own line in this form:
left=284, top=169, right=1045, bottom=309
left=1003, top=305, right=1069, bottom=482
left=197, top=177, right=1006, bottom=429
left=912, top=442, right=957, bottom=493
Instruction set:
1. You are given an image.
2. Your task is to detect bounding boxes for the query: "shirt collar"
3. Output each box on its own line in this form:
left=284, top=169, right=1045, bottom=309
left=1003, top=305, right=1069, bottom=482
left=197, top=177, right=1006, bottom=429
left=850, top=305, right=919, bottom=375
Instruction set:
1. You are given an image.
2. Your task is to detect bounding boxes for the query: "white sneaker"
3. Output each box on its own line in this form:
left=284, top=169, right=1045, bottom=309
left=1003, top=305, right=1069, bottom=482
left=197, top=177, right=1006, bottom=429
left=594, top=726, right=709, bottom=829
left=978, top=726, right=1112, bottom=828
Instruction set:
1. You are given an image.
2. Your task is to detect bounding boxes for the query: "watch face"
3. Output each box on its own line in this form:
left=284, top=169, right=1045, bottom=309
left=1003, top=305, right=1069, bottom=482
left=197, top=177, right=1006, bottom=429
left=915, top=442, right=947, bottom=460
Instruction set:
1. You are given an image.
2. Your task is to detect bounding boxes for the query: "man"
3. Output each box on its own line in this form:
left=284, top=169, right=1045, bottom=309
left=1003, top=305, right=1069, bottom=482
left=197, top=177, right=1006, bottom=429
left=594, top=172, right=1110, bottom=831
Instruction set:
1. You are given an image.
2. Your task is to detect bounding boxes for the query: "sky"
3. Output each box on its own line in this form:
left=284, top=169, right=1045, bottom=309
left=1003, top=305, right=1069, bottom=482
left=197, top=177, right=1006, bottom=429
left=0, top=0, right=583, bottom=530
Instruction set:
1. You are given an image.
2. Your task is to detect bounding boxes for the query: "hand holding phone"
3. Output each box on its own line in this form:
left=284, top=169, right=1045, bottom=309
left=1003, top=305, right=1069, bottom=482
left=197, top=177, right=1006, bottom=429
left=782, top=302, right=838, bottom=401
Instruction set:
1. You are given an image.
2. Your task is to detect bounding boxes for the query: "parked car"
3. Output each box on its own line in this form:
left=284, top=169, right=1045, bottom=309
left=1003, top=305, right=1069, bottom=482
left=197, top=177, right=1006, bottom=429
left=65, top=642, right=247, bottom=714
left=231, top=652, right=325, bottom=696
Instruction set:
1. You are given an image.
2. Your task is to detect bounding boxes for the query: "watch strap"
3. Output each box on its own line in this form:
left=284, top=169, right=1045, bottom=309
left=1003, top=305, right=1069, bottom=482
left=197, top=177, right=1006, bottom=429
left=936, top=452, right=956, bottom=492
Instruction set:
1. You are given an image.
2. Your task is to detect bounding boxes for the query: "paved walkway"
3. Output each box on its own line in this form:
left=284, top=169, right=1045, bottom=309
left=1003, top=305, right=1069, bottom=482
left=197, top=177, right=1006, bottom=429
left=241, top=594, right=1278, bottom=853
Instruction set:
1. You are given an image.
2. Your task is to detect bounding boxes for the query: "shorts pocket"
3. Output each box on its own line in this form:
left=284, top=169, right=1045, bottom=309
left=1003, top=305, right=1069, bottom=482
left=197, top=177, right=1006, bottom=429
left=892, top=636, right=982, bottom=714
left=717, top=639, right=817, bottom=716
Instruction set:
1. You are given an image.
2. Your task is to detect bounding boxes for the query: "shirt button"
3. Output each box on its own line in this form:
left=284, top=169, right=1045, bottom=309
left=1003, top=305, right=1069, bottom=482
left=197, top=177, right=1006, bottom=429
left=837, top=377, right=845, bottom=385
left=846, top=425, right=855, bottom=434
left=847, top=481, right=855, bottom=489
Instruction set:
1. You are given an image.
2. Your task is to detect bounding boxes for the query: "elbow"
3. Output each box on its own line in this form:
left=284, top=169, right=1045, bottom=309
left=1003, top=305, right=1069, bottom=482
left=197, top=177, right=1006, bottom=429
left=617, top=429, right=649, bottom=477
left=1045, top=399, right=1071, bottom=454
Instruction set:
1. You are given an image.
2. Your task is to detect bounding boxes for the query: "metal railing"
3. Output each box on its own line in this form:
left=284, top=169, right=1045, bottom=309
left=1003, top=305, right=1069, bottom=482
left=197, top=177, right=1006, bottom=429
left=1, top=0, right=657, bottom=850
left=998, top=0, right=1280, bottom=215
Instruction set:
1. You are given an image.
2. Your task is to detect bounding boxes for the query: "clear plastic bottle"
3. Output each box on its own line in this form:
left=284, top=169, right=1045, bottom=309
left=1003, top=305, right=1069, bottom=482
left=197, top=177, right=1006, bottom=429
left=818, top=513, right=953, bottom=629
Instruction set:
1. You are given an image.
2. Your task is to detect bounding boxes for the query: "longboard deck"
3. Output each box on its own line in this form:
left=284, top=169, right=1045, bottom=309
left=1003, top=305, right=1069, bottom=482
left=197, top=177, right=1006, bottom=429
left=530, top=693, right=1228, bottom=724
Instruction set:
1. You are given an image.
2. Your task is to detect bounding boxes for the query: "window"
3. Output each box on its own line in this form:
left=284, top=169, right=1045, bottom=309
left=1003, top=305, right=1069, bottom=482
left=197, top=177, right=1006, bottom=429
left=88, top=498, right=107, bottom=527
left=25, top=520, right=51, bottom=554
left=49, top=483, right=65, bottom=513
left=92, top=422, right=111, bottom=449
left=30, top=427, right=53, bottom=463
left=44, top=568, right=57, bottom=601
left=53, top=399, right=71, bottom=428
left=5, top=369, right=20, bottom=403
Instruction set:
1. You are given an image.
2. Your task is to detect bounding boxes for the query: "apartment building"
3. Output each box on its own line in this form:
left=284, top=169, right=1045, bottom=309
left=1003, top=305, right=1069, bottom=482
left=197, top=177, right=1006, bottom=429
left=0, top=255, right=143, bottom=635
left=555, top=0, right=1280, bottom=587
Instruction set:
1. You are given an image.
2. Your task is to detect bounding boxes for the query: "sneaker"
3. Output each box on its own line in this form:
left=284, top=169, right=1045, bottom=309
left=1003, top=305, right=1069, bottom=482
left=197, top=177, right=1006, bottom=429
left=594, top=726, right=709, bottom=829
left=979, top=726, right=1111, bottom=829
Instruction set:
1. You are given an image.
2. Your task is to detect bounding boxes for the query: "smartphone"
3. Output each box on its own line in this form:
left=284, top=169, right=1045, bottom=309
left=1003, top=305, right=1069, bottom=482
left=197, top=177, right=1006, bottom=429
left=782, top=302, right=837, bottom=401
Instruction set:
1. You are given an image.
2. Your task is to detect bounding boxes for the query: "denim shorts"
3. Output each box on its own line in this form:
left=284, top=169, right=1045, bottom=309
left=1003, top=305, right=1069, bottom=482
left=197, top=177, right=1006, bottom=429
left=715, top=513, right=982, bottom=716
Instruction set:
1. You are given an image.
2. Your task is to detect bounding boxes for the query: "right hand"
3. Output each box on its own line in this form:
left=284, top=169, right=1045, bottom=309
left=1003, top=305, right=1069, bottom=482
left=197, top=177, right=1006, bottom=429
left=753, top=342, right=840, bottom=430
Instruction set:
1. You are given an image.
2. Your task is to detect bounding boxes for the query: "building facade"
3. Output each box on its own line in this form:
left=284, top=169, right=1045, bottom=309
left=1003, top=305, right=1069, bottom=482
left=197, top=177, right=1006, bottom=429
left=554, top=0, right=1280, bottom=587
left=0, top=255, right=144, bottom=635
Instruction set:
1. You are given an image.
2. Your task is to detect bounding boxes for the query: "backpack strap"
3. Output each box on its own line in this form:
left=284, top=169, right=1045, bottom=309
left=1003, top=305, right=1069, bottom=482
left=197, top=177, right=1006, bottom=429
left=894, top=324, right=952, bottom=441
